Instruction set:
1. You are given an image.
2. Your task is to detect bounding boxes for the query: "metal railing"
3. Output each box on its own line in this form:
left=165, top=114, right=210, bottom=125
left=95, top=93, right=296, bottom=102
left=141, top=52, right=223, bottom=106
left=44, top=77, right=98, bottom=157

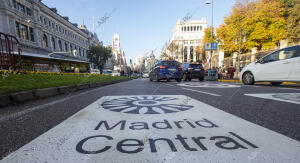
left=0, top=32, right=22, bottom=70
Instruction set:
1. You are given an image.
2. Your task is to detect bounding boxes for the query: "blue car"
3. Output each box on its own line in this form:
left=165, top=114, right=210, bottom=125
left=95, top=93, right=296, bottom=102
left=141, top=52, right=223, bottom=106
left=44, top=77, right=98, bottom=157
left=149, top=60, right=182, bottom=82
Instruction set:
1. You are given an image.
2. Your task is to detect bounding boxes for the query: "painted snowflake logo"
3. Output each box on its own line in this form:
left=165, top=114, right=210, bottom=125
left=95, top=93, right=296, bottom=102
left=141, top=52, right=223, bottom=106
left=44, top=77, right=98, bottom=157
left=101, top=96, right=194, bottom=114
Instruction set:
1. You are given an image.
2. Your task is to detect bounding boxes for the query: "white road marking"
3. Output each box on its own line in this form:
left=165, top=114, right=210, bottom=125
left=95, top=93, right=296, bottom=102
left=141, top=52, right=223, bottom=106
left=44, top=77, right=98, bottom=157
left=164, top=83, right=175, bottom=87
left=278, top=87, right=300, bottom=91
left=245, top=93, right=300, bottom=105
left=2, top=95, right=299, bottom=163
left=181, top=87, right=221, bottom=97
left=178, top=83, right=240, bottom=88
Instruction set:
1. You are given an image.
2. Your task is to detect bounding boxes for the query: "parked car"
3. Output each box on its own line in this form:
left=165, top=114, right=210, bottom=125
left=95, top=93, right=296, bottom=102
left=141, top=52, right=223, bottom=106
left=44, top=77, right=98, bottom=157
left=102, top=69, right=112, bottom=76
left=149, top=60, right=182, bottom=82
left=182, top=63, right=205, bottom=81
left=90, top=69, right=100, bottom=74
left=241, top=45, right=300, bottom=85
left=142, top=72, right=149, bottom=78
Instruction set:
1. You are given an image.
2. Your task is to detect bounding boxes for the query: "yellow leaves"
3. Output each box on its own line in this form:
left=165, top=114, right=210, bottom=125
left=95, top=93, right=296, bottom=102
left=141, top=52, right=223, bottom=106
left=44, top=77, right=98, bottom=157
left=217, top=0, right=288, bottom=53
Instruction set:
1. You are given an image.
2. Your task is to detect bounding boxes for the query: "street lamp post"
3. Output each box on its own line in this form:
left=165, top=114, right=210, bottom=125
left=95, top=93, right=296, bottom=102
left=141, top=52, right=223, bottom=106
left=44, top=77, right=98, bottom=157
left=206, top=0, right=213, bottom=69
left=235, top=29, right=246, bottom=79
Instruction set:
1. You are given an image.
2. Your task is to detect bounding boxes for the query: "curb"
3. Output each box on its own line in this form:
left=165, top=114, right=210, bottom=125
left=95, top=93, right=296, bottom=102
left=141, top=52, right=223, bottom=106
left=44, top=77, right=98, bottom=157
left=218, top=79, right=298, bottom=85
left=0, top=78, right=131, bottom=108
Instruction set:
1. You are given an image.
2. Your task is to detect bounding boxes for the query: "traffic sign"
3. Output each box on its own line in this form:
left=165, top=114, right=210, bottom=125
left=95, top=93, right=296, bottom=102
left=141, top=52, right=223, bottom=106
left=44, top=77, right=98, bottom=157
left=205, top=42, right=218, bottom=51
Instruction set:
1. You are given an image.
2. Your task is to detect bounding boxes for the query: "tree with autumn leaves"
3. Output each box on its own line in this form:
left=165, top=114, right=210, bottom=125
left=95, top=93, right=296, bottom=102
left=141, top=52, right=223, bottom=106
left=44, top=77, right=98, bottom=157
left=207, top=0, right=299, bottom=56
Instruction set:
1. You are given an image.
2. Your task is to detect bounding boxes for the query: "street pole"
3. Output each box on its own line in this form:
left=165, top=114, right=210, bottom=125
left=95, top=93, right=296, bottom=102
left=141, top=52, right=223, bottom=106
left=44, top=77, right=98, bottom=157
left=206, top=0, right=214, bottom=69
left=237, top=30, right=242, bottom=78
left=210, top=0, right=213, bottom=70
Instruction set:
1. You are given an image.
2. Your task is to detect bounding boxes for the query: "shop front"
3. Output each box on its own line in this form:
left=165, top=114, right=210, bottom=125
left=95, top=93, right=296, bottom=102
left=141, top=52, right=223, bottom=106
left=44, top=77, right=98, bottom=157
left=21, top=52, right=90, bottom=73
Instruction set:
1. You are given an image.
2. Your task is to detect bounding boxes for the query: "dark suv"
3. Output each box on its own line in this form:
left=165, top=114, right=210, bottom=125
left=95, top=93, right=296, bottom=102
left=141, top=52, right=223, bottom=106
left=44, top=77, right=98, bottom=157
left=149, top=60, right=182, bottom=82
left=182, top=63, right=205, bottom=81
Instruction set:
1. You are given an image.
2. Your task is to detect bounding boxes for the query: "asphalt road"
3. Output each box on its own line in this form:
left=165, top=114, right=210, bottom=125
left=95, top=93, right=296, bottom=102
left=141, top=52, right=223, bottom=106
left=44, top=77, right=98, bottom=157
left=0, top=78, right=300, bottom=162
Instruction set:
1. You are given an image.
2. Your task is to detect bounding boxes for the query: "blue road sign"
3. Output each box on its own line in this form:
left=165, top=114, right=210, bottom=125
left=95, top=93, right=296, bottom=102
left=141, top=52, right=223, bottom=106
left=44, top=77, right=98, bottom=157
left=205, top=42, right=218, bottom=51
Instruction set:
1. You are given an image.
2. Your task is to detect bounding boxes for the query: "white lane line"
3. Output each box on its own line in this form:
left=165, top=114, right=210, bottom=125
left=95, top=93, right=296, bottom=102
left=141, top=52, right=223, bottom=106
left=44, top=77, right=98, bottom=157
left=181, top=87, right=221, bottom=97
left=164, top=83, right=174, bottom=87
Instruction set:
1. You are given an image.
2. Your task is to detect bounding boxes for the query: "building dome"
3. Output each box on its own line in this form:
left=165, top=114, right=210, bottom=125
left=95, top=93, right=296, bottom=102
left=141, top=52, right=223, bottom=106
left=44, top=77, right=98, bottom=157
left=150, top=51, right=155, bottom=59
left=80, top=24, right=88, bottom=30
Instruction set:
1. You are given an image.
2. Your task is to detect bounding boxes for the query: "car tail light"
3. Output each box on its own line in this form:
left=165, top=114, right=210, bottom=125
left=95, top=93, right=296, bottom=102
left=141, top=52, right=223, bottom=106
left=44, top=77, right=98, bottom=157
left=159, top=66, right=166, bottom=69
left=188, top=68, right=193, bottom=71
left=178, top=65, right=182, bottom=69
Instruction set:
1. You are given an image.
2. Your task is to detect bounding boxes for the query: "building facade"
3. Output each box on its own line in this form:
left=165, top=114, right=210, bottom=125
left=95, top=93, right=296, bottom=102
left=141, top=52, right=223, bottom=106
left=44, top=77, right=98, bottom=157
left=164, top=19, right=207, bottom=63
left=0, top=0, right=95, bottom=72
left=110, top=34, right=127, bottom=75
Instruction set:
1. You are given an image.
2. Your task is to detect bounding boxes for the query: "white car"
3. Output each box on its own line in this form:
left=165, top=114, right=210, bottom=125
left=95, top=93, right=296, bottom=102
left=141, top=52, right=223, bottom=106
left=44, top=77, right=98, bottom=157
left=90, top=69, right=100, bottom=74
left=241, top=45, right=300, bottom=85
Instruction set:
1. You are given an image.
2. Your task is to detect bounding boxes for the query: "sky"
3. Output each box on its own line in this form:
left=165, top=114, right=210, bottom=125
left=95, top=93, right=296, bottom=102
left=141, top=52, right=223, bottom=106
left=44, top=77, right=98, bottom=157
left=43, top=0, right=236, bottom=64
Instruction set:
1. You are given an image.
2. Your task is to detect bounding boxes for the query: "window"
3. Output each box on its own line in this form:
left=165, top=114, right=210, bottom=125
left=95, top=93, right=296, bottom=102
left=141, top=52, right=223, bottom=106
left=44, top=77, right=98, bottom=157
left=12, top=0, right=17, bottom=8
left=58, top=40, right=62, bottom=52
left=26, top=8, right=32, bottom=16
left=79, top=48, right=81, bottom=56
left=279, top=46, right=300, bottom=59
left=263, top=51, right=280, bottom=63
left=65, top=42, right=68, bottom=52
left=200, top=26, right=202, bottom=31
left=44, top=18, right=47, bottom=25
left=194, top=26, right=196, bottom=31
left=42, top=34, right=48, bottom=47
left=184, top=27, right=186, bottom=31
left=40, top=16, right=42, bottom=23
left=16, top=22, right=29, bottom=40
left=56, top=25, right=58, bottom=30
left=70, top=44, right=73, bottom=52
left=51, top=37, right=56, bottom=49
left=48, top=21, right=51, bottom=27
left=190, top=47, right=194, bottom=62
left=17, top=3, right=25, bottom=13
left=197, top=26, right=200, bottom=31
left=184, top=47, right=187, bottom=62
left=52, top=23, right=54, bottom=28
left=29, top=27, right=34, bottom=42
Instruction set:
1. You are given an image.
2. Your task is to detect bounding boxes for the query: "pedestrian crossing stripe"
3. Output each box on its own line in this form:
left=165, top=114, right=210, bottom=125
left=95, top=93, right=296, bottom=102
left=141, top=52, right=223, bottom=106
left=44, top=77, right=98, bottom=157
left=1, top=95, right=299, bottom=163
left=245, top=93, right=300, bottom=105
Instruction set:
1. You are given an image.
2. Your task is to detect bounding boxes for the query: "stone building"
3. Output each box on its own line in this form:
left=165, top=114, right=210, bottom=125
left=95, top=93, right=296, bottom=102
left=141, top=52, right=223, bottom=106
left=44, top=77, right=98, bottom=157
left=0, top=0, right=98, bottom=72
left=110, top=34, right=127, bottom=75
left=164, top=19, right=207, bottom=63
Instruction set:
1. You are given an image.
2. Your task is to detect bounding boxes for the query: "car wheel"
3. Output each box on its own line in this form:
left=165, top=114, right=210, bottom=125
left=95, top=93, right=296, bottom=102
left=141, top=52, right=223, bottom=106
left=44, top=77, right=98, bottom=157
left=156, top=75, right=160, bottom=82
left=242, top=72, right=255, bottom=85
left=149, top=77, right=153, bottom=82
left=188, top=78, right=192, bottom=81
left=199, top=77, right=204, bottom=81
left=270, top=82, right=282, bottom=86
left=166, top=79, right=170, bottom=82
left=183, top=74, right=187, bottom=81
left=176, top=78, right=182, bottom=82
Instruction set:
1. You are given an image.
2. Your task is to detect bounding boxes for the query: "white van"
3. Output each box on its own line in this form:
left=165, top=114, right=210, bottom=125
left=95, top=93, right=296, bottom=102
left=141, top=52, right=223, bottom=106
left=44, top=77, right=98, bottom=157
left=241, top=45, right=300, bottom=85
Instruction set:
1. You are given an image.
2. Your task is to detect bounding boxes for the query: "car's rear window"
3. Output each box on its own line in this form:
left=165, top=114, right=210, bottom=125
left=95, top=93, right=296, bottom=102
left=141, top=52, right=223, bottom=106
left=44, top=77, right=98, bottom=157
left=190, top=64, right=203, bottom=68
left=161, top=61, right=179, bottom=67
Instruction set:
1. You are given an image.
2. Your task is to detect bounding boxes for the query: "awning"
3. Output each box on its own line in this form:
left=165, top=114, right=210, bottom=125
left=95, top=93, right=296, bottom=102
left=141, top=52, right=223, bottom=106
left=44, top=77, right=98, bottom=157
left=10, top=51, right=89, bottom=64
